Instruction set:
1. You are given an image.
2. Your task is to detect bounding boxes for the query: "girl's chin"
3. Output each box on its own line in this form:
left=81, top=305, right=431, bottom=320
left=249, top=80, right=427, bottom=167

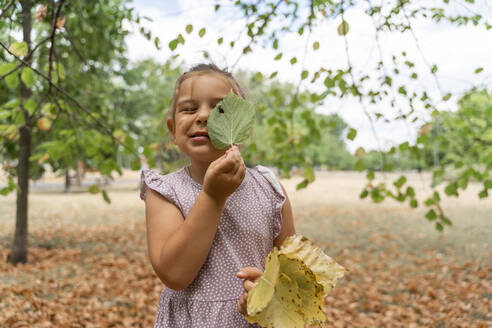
left=186, top=150, right=225, bottom=163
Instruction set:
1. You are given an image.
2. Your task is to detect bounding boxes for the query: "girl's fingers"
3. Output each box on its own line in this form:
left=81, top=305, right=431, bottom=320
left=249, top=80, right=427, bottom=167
left=237, top=267, right=263, bottom=280
left=243, top=279, right=257, bottom=292
left=214, top=153, right=236, bottom=173
left=237, top=291, right=248, bottom=314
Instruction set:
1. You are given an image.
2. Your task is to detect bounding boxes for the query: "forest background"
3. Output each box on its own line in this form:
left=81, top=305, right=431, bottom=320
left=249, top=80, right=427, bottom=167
left=0, top=0, right=490, bottom=326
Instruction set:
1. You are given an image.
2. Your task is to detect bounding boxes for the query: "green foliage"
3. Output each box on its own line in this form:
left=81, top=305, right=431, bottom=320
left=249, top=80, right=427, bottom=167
left=0, top=0, right=148, bottom=204
left=234, top=71, right=354, bottom=189
left=207, top=92, right=256, bottom=149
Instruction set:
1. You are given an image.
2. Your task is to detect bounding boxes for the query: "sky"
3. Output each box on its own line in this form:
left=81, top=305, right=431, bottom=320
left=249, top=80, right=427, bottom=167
left=126, top=0, right=492, bottom=152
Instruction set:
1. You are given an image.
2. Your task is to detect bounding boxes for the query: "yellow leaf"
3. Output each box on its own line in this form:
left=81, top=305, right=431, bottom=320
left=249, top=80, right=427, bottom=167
left=246, top=235, right=346, bottom=327
left=246, top=248, right=280, bottom=317
left=9, top=42, right=28, bottom=57
left=279, top=235, right=346, bottom=293
left=337, top=20, right=349, bottom=36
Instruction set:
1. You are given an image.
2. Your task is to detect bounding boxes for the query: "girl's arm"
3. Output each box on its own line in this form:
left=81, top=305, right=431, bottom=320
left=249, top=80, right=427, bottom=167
left=273, top=183, right=296, bottom=247
left=146, top=148, right=245, bottom=290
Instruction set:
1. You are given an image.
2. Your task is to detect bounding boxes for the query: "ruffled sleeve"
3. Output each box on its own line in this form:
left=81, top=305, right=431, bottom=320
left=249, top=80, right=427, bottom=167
left=255, top=165, right=286, bottom=240
left=139, top=169, right=178, bottom=206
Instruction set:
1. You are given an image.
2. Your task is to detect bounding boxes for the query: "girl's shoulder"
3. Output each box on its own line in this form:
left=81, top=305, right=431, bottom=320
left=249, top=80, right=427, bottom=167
left=139, top=168, right=187, bottom=201
left=248, top=165, right=285, bottom=198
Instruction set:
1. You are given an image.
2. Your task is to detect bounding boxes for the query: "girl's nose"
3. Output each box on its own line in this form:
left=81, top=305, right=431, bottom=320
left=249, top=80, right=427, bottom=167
left=196, top=106, right=210, bottom=124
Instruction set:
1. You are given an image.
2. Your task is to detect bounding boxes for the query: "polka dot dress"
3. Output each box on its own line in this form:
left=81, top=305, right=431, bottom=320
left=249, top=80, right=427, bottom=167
left=140, top=166, right=285, bottom=328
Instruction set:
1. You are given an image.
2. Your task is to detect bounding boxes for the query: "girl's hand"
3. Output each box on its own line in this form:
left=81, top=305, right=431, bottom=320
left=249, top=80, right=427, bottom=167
left=236, top=267, right=263, bottom=316
left=203, top=145, right=245, bottom=203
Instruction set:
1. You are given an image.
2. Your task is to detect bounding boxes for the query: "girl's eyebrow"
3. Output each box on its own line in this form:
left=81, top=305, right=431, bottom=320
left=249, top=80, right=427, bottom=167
left=176, top=99, right=196, bottom=107
left=177, top=97, right=225, bottom=107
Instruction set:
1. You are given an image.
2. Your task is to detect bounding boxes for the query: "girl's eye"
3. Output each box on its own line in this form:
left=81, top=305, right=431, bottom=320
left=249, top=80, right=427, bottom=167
left=182, top=108, right=197, bottom=112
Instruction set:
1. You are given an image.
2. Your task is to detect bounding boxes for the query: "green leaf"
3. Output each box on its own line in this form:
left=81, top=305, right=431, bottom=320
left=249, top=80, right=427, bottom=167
left=409, top=199, right=418, bottom=208
left=481, top=128, right=492, bottom=142
left=290, top=57, right=297, bottom=65
left=303, top=166, right=314, bottom=182
left=478, top=189, right=488, bottom=199
left=435, top=222, right=443, bottom=231
left=360, top=189, right=369, bottom=199
left=207, top=92, right=256, bottom=149
left=154, top=37, right=161, bottom=49
left=217, top=37, right=223, bottom=45
left=337, top=21, right=349, bottom=35
left=474, top=67, right=483, bottom=74
left=431, top=64, right=438, bottom=74
left=354, top=159, right=364, bottom=172
left=169, top=39, right=178, bottom=51
left=424, top=197, right=435, bottom=206
left=442, top=93, right=451, bottom=101
left=0, top=111, right=11, bottom=119
left=198, top=27, right=206, bottom=37
left=346, top=128, right=357, bottom=141
left=441, top=215, right=452, bottom=226
left=10, top=42, right=28, bottom=57
left=273, top=39, right=278, bottom=50
left=55, top=63, right=66, bottom=80
left=313, top=41, right=320, bottom=50
left=274, top=53, right=282, bottom=61
left=0, top=63, right=17, bottom=76
left=366, top=171, right=375, bottom=181
left=425, top=209, right=437, bottom=221
left=0, top=178, right=17, bottom=196
left=88, top=184, right=99, bottom=194
left=393, top=176, right=407, bottom=188
left=296, top=179, right=309, bottom=190
left=102, top=189, right=111, bottom=204
left=21, top=67, right=35, bottom=87
left=24, top=98, right=36, bottom=115
left=301, top=70, right=308, bottom=80
left=185, top=24, right=193, bottom=34
left=444, top=182, right=458, bottom=196
left=5, top=72, right=19, bottom=89
left=130, top=158, right=140, bottom=171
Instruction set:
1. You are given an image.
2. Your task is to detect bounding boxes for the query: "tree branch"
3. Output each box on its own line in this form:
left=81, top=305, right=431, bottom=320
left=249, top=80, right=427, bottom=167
left=0, top=35, right=51, bottom=81
left=341, top=1, right=386, bottom=172
left=231, top=0, right=283, bottom=70
left=0, top=40, right=137, bottom=156
left=63, top=25, right=85, bottom=63
left=0, top=0, right=16, bottom=19
left=47, top=0, right=65, bottom=94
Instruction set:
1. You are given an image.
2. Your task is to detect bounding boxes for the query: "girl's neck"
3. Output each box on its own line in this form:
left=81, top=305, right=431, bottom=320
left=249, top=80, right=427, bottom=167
left=187, top=161, right=210, bottom=185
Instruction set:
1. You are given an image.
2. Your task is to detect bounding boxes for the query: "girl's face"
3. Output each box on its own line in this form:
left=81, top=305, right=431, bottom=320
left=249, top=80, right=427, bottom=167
left=167, top=73, right=232, bottom=164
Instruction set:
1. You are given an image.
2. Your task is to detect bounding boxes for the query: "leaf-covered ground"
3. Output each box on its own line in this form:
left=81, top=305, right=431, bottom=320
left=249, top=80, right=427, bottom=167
left=0, top=171, right=490, bottom=327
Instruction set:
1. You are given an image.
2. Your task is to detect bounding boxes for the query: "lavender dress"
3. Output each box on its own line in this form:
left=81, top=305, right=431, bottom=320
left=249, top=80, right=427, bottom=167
left=140, top=165, right=286, bottom=328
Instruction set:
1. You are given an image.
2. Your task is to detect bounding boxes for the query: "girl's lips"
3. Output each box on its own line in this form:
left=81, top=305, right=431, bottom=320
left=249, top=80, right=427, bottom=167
left=190, top=135, right=209, bottom=143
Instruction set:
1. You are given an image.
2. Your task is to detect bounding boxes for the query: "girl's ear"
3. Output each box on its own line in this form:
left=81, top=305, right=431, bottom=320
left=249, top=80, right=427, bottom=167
left=166, top=117, right=176, bottom=141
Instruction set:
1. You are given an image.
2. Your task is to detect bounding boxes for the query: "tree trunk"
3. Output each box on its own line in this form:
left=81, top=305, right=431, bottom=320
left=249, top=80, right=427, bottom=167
left=9, top=0, right=32, bottom=265
left=64, top=169, right=71, bottom=193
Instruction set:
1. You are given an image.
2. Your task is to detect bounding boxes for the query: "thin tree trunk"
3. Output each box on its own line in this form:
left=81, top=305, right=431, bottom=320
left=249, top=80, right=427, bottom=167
left=9, top=0, right=32, bottom=265
left=64, top=168, right=71, bottom=193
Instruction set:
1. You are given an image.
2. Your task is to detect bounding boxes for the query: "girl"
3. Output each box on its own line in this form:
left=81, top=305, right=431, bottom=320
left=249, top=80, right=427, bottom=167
left=140, top=63, right=296, bottom=327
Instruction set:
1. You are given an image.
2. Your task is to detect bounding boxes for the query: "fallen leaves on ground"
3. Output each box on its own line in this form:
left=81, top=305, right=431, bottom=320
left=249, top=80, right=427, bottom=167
left=0, top=188, right=490, bottom=327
